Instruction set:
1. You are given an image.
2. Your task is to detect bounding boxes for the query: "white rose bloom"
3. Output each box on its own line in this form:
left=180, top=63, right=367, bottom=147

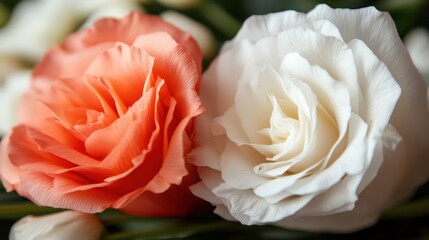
left=0, top=0, right=140, bottom=62
left=161, top=11, right=216, bottom=58
left=405, top=28, right=429, bottom=83
left=9, top=211, right=103, bottom=240
left=189, top=4, right=429, bottom=232
left=0, top=70, right=30, bottom=136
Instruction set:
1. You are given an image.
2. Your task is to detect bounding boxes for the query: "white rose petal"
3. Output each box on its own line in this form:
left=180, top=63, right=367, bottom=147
left=189, top=4, right=429, bottom=232
left=9, top=211, right=103, bottom=240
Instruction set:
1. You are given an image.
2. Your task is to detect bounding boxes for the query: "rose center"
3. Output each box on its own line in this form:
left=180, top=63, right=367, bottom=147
left=259, top=96, right=299, bottom=144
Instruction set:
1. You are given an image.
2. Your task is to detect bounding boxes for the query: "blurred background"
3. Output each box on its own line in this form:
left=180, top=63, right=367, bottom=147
left=0, top=0, right=428, bottom=239
left=1, top=0, right=429, bottom=64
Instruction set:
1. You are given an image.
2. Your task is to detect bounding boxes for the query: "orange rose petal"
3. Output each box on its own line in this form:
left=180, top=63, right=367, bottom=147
left=0, top=134, right=22, bottom=192
left=71, top=110, right=115, bottom=142
left=63, top=12, right=201, bottom=66
left=85, top=43, right=155, bottom=114
left=20, top=171, right=116, bottom=213
left=112, top=162, right=198, bottom=212
left=99, top=117, right=163, bottom=191
left=112, top=186, right=149, bottom=209
left=85, top=90, right=155, bottom=161
left=17, top=90, right=85, bottom=151
left=119, top=179, right=206, bottom=217
left=25, top=127, right=99, bottom=167
left=45, top=105, right=87, bottom=129
left=8, top=126, right=75, bottom=172
left=98, top=80, right=174, bottom=190
left=98, top=78, right=128, bottom=116
left=84, top=75, right=119, bottom=119
left=33, top=119, right=85, bottom=153
left=52, top=170, right=113, bottom=194
left=143, top=95, right=204, bottom=194
left=33, top=42, right=115, bottom=79
left=132, top=32, right=200, bottom=96
left=87, top=78, right=164, bottom=164
left=145, top=109, right=200, bottom=194
left=106, top=145, right=163, bottom=193
left=86, top=120, right=141, bottom=162
left=83, top=87, right=151, bottom=160
left=21, top=76, right=114, bottom=142
left=16, top=91, right=54, bottom=128
left=102, top=117, right=162, bottom=184
left=48, top=77, right=104, bottom=111
left=162, top=97, right=177, bottom=156
left=174, top=89, right=205, bottom=120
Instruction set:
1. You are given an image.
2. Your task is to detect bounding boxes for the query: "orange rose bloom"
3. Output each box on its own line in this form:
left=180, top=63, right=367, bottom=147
left=0, top=12, right=206, bottom=216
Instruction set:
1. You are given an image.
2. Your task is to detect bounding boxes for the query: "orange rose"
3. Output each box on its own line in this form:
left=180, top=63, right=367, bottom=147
left=0, top=12, right=206, bottom=216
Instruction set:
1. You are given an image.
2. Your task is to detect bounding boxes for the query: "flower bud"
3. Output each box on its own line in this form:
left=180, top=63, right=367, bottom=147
left=9, top=211, right=103, bottom=240
left=161, top=11, right=216, bottom=58
left=156, top=0, right=199, bottom=9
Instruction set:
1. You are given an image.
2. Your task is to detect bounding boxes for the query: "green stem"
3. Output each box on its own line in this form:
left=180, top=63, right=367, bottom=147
left=196, top=0, right=241, bottom=38
left=104, top=221, right=238, bottom=240
left=382, top=197, right=429, bottom=219
left=0, top=202, right=61, bottom=219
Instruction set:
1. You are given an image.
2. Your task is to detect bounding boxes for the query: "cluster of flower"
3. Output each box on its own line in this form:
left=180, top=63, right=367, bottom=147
left=0, top=1, right=428, bottom=239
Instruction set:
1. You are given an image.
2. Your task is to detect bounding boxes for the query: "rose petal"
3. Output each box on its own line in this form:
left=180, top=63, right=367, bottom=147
left=85, top=43, right=155, bottom=113
left=309, top=4, right=429, bottom=196
left=0, top=134, right=22, bottom=192
left=33, top=42, right=115, bottom=79
left=71, top=12, right=201, bottom=68
left=224, top=10, right=307, bottom=51
left=20, top=171, right=116, bottom=213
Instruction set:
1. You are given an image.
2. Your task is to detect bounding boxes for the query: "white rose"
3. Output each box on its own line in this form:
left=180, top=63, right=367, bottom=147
left=189, top=4, right=429, bottom=232
left=0, top=70, right=30, bottom=136
left=9, top=211, right=103, bottom=240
